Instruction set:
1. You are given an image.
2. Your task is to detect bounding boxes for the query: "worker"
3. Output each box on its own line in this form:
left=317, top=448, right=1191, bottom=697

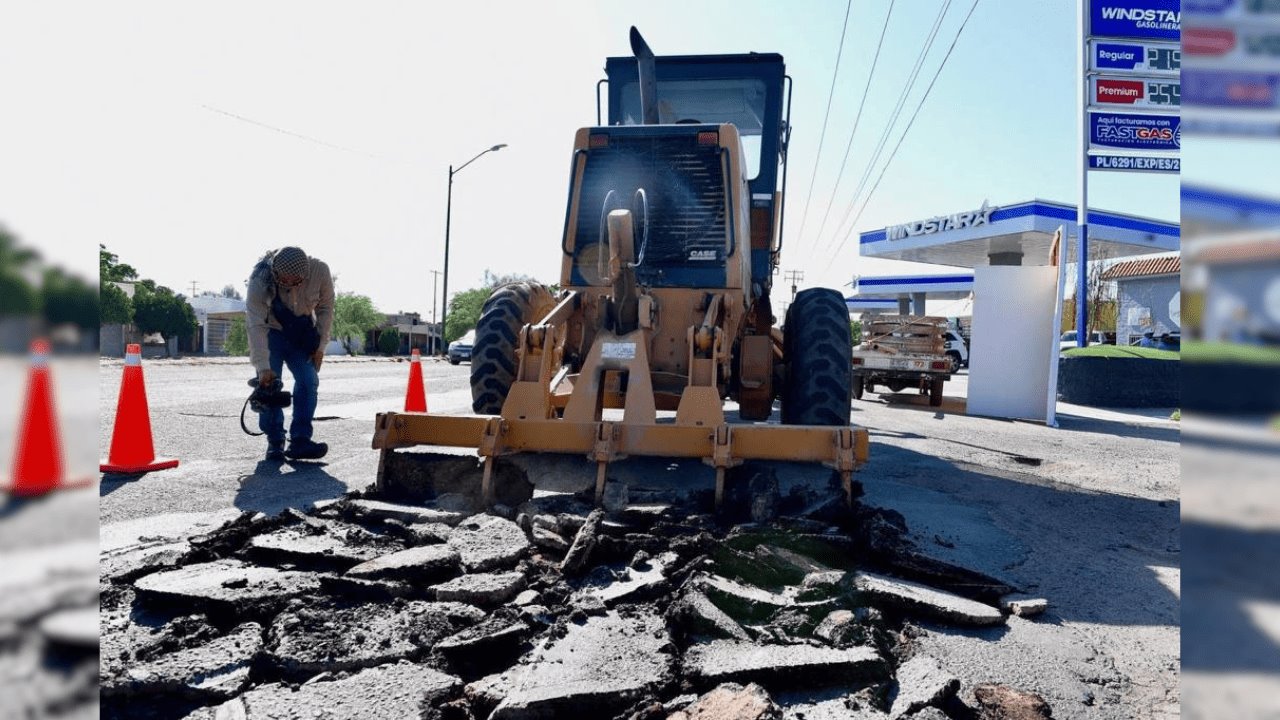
left=246, top=246, right=335, bottom=461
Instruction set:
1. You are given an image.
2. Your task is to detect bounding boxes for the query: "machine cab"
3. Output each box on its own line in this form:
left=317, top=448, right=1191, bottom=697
left=567, top=52, right=789, bottom=294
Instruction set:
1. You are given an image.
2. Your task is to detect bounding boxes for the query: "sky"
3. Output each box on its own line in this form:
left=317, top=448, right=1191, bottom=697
left=1, top=0, right=1188, bottom=316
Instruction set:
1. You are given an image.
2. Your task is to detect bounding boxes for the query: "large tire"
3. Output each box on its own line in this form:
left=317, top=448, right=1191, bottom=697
left=946, top=351, right=962, bottom=374
left=782, top=288, right=853, bottom=425
left=470, top=282, right=557, bottom=414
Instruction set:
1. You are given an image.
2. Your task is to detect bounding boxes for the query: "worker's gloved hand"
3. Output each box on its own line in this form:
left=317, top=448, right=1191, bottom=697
left=258, top=368, right=277, bottom=387
left=311, top=350, right=324, bottom=371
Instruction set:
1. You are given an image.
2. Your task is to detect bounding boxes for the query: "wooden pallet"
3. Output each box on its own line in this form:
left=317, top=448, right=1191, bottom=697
left=861, top=315, right=947, bottom=355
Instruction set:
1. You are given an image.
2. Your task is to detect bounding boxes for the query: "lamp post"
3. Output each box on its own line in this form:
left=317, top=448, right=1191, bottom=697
left=440, top=143, right=507, bottom=356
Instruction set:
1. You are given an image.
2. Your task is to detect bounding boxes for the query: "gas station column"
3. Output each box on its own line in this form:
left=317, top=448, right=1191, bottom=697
left=911, top=292, right=928, bottom=315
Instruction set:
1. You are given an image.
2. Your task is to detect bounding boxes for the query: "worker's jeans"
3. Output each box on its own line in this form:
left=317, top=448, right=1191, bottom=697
left=259, top=329, right=319, bottom=446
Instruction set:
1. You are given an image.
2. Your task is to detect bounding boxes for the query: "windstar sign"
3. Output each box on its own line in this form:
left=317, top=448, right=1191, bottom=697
left=886, top=201, right=995, bottom=240
left=1091, top=0, right=1181, bottom=41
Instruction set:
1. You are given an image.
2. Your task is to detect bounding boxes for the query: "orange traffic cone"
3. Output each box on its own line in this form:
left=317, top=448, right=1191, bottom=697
left=404, top=348, right=428, bottom=412
left=100, top=344, right=179, bottom=474
left=4, top=340, right=73, bottom=497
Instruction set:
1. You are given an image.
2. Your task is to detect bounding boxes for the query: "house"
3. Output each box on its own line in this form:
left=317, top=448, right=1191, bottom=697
left=188, top=295, right=247, bottom=355
left=370, top=311, right=441, bottom=355
left=1102, top=255, right=1180, bottom=346
left=1188, top=231, right=1280, bottom=343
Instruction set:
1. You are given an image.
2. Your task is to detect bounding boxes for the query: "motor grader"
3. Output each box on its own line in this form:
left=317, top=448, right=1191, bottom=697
left=372, top=29, right=868, bottom=509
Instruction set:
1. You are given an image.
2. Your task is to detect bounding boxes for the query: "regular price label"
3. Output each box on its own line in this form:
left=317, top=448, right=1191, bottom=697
left=1090, top=40, right=1181, bottom=75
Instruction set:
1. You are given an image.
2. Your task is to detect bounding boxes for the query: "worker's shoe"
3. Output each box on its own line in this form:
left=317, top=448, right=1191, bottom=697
left=285, top=439, right=328, bottom=460
left=264, top=442, right=286, bottom=462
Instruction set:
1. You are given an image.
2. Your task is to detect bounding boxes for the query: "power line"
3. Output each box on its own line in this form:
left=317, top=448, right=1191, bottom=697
left=793, top=0, right=854, bottom=246
left=839, top=0, right=983, bottom=247
left=816, top=0, right=952, bottom=259
left=200, top=104, right=382, bottom=159
left=805, top=0, right=896, bottom=257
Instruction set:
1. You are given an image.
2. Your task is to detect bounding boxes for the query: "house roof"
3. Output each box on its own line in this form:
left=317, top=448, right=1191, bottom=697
left=1193, top=236, right=1280, bottom=265
left=1100, top=255, right=1180, bottom=281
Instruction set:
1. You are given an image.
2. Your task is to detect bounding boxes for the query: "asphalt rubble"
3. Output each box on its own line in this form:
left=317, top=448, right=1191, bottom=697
left=100, top=457, right=1055, bottom=720
left=0, top=540, right=100, bottom=719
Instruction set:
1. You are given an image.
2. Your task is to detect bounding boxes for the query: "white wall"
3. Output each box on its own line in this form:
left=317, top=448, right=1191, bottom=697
left=967, top=266, right=1060, bottom=422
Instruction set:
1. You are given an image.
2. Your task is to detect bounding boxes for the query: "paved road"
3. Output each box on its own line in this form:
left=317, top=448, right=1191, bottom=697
left=95, top=354, right=1181, bottom=719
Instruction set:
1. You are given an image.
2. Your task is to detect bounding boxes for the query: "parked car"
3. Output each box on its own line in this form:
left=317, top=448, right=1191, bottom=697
left=944, top=330, right=969, bottom=372
left=1059, top=330, right=1108, bottom=351
left=448, top=330, right=476, bottom=365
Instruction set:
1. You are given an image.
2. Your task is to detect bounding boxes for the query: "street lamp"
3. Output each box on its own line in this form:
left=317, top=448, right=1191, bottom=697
left=440, top=143, right=507, bottom=356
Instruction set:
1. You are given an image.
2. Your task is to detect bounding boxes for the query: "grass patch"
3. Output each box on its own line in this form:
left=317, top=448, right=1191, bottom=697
left=1171, top=409, right=1181, bottom=421
left=1182, top=341, right=1280, bottom=366
left=1061, top=345, right=1179, bottom=360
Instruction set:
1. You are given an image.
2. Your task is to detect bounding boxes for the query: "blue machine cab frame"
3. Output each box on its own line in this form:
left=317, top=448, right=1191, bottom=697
left=596, top=52, right=793, bottom=291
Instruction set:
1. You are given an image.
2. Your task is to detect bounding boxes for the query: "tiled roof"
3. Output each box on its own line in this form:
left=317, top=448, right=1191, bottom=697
left=1195, top=238, right=1280, bottom=265
left=1100, top=255, right=1180, bottom=280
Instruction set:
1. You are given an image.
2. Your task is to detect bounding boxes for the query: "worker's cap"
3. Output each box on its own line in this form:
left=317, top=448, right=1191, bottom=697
left=271, top=246, right=310, bottom=278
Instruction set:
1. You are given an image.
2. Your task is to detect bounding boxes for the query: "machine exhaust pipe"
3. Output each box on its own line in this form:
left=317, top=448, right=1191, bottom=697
left=629, top=26, right=659, bottom=125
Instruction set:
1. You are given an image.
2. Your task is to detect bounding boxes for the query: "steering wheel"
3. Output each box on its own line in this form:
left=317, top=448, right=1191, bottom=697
left=675, top=118, right=702, bottom=125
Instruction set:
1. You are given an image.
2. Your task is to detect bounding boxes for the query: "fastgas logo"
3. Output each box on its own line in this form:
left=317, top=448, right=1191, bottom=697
left=1090, top=112, right=1181, bottom=151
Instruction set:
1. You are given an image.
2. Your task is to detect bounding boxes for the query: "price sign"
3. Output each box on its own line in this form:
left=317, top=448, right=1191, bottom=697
left=1090, top=40, right=1182, bottom=75
left=1091, top=75, right=1182, bottom=109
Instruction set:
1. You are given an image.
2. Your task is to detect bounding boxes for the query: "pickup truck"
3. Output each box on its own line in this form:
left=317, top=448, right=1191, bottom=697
left=852, top=316, right=953, bottom=407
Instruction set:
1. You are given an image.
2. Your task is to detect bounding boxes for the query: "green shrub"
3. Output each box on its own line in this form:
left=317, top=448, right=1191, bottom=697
left=224, top=316, right=248, bottom=355
left=378, top=327, right=401, bottom=355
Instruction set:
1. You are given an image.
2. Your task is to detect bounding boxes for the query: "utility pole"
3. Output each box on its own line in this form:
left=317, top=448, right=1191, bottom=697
left=430, top=269, right=442, bottom=353
left=190, top=281, right=199, bottom=297
left=784, top=270, right=804, bottom=302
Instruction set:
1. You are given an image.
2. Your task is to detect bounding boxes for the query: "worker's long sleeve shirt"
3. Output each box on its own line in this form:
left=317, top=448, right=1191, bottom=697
left=246, top=259, right=335, bottom=373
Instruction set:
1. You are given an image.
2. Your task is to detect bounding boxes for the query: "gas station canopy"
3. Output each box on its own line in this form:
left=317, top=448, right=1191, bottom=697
left=859, top=199, right=1179, bottom=267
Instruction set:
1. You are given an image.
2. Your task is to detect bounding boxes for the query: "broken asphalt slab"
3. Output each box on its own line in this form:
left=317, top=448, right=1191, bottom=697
left=447, top=515, right=530, bottom=572
left=887, top=655, right=959, bottom=718
left=489, top=610, right=673, bottom=719
left=266, top=601, right=485, bottom=679
left=186, top=661, right=461, bottom=720
left=246, top=520, right=400, bottom=570
left=432, top=571, right=526, bottom=607
left=683, top=640, right=887, bottom=692
left=852, top=571, right=1004, bottom=626
left=133, top=560, right=326, bottom=615
left=345, top=498, right=468, bottom=526
left=102, top=622, right=262, bottom=701
left=344, top=544, right=461, bottom=583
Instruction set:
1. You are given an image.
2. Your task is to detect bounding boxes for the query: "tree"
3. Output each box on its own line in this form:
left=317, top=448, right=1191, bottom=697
left=224, top=316, right=249, bottom=355
left=377, top=327, right=401, bottom=355
left=444, top=287, right=492, bottom=343
left=0, top=270, right=39, bottom=317
left=1, top=227, right=40, bottom=317
left=849, top=319, right=862, bottom=346
left=220, top=284, right=243, bottom=300
left=442, top=270, right=547, bottom=344
left=42, top=267, right=98, bottom=329
left=333, top=292, right=382, bottom=355
left=99, top=244, right=138, bottom=282
left=101, top=281, right=133, bottom=325
left=133, top=285, right=197, bottom=355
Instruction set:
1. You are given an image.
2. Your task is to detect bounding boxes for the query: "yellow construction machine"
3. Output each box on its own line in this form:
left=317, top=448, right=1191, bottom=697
left=372, top=29, right=869, bottom=509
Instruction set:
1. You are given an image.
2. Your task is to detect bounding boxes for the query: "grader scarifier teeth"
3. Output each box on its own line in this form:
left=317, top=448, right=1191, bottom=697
left=370, top=412, right=869, bottom=511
